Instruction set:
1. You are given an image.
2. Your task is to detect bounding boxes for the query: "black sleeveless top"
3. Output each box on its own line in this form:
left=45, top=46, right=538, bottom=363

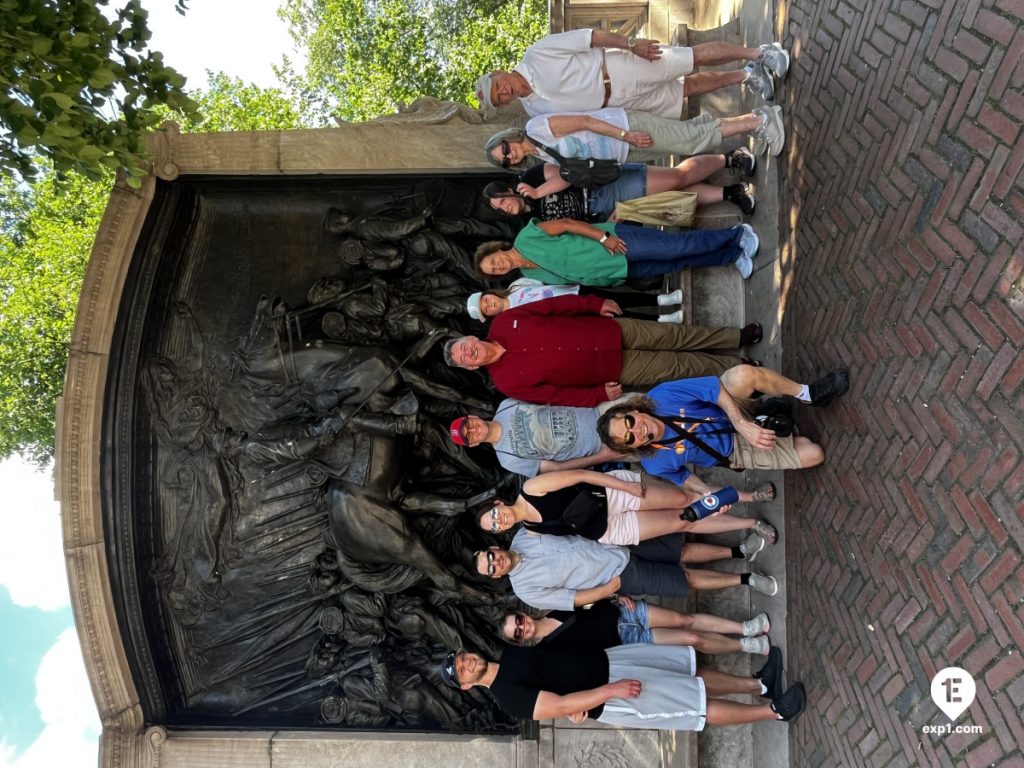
left=519, top=164, right=592, bottom=221
left=520, top=483, right=608, bottom=540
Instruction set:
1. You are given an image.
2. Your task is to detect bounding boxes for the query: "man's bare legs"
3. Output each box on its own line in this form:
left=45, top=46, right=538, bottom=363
left=683, top=70, right=747, bottom=98
left=721, top=364, right=803, bottom=399
left=719, top=364, right=827, bottom=467
left=690, top=41, right=762, bottom=66
left=681, top=542, right=733, bottom=563
left=685, top=568, right=742, bottom=590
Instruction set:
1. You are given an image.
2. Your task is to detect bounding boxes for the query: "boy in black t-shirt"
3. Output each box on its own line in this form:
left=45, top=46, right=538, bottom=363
left=440, top=645, right=805, bottom=730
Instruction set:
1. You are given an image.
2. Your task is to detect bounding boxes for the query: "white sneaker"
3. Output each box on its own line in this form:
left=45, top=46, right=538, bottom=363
left=735, top=254, right=753, bottom=279
left=658, top=289, right=683, bottom=306
left=741, top=635, right=771, bottom=655
left=658, top=309, right=684, bottom=323
left=752, top=105, right=785, bottom=157
left=740, top=223, right=760, bottom=259
left=742, top=612, right=771, bottom=637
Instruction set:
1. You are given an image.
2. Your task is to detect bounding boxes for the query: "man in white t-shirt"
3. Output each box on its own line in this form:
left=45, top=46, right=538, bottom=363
left=476, top=28, right=789, bottom=119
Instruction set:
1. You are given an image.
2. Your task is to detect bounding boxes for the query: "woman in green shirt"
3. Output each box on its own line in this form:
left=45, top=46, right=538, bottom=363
left=475, top=218, right=759, bottom=285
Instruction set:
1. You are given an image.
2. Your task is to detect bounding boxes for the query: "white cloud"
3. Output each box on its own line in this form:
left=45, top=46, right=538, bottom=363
left=0, top=630, right=100, bottom=768
left=0, top=458, right=70, bottom=612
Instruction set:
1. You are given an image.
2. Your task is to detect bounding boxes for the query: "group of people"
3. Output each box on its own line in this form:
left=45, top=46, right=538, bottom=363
left=431, top=27, right=850, bottom=735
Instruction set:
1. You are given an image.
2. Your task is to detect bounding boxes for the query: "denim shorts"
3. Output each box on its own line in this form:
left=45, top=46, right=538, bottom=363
left=617, top=599, right=654, bottom=644
left=587, top=163, right=648, bottom=217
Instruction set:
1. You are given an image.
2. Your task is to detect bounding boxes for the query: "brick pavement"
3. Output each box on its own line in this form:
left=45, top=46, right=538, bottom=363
left=773, top=0, right=1024, bottom=765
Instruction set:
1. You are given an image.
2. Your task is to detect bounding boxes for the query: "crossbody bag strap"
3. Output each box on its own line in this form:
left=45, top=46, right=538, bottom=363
left=650, top=418, right=736, bottom=470
left=525, top=133, right=567, bottom=165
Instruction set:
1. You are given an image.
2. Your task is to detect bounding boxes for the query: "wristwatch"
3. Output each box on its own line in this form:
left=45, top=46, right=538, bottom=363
left=599, top=233, right=610, bottom=243
left=627, top=35, right=638, bottom=49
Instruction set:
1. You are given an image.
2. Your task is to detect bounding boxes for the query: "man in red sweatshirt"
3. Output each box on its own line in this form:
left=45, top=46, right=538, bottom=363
left=443, top=294, right=759, bottom=406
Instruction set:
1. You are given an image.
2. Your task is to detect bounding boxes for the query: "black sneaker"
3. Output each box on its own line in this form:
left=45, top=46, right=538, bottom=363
left=739, top=322, right=763, bottom=347
left=727, top=147, right=757, bottom=178
left=755, top=646, right=784, bottom=699
left=808, top=370, right=849, bottom=407
left=771, top=682, right=806, bottom=722
left=725, top=182, right=756, bottom=216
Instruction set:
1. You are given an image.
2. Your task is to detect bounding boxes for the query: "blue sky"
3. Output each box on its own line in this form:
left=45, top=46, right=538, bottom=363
left=0, top=599, right=74, bottom=752
left=0, top=3, right=296, bottom=766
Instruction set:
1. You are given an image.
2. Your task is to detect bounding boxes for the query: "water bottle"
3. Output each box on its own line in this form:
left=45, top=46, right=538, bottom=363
left=681, top=486, right=741, bottom=522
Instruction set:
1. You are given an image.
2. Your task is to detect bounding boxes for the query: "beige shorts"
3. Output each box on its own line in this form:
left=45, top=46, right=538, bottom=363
left=727, top=396, right=802, bottom=470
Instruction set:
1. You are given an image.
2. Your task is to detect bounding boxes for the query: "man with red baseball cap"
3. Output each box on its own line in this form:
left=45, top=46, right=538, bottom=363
left=447, top=398, right=623, bottom=477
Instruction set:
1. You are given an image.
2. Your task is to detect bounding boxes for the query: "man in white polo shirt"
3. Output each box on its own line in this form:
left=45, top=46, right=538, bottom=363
left=476, top=28, right=789, bottom=119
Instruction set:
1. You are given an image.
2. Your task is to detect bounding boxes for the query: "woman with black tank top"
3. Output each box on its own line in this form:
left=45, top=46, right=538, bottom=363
left=475, top=468, right=777, bottom=546
left=498, top=598, right=772, bottom=657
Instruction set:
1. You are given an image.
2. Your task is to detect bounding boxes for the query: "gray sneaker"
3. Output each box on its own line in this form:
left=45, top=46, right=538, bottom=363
left=749, top=571, right=779, bottom=596
left=744, top=60, right=775, bottom=101
left=752, top=105, right=785, bottom=157
left=759, top=42, right=790, bottom=79
left=740, top=532, right=767, bottom=561
left=742, top=612, right=772, bottom=637
left=740, top=635, right=771, bottom=655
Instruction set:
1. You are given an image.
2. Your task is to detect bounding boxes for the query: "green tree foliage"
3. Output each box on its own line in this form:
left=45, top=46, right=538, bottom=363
left=0, top=74, right=307, bottom=463
left=166, top=72, right=307, bottom=132
left=279, top=0, right=547, bottom=122
left=0, top=0, right=198, bottom=183
left=0, top=169, right=109, bottom=464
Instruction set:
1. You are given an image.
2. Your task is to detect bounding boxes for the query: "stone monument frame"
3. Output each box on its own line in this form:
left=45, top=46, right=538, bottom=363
left=56, top=118, right=559, bottom=768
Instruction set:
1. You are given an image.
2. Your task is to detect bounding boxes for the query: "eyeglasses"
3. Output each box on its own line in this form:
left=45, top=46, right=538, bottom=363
left=620, top=413, right=637, bottom=446
left=488, top=508, right=502, bottom=533
left=513, top=613, right=526, bottom=642
left=500, top=140, right=512, bottom=168
left=485, top=549, right=497, bottom=576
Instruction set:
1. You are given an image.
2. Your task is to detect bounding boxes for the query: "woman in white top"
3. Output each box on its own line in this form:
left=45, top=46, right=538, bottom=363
left=466, top=278, right=684, bottom=323
left=484, top=105, right=785, bottom=168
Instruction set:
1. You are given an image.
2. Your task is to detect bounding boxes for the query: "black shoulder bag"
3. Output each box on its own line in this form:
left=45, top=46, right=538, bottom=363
left=525, top=133, right=621, bottom=187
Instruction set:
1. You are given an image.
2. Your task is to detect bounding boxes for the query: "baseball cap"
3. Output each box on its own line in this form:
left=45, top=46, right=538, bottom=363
left=449, top=416, right=469, bottom=446
left=475, top=73, right=495, bottom=110
left=466, top=293, right=483, bottom=321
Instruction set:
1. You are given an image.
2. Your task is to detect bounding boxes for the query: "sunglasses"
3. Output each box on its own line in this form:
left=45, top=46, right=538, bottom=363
left=500, top=140, right=512, bottom=168
left=513, top=613, right=526, bottom=642
left=484, top=549, right=497, bottom=576
left=488, top=507, right=502, bottom=533
left=620, top=413, right=638, bottom=446
left=443, top=651, right=459, bottom=686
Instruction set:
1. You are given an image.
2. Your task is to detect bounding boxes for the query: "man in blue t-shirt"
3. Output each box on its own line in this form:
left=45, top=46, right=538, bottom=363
left=447, top=398, right=623, bottom=477
left=597, top=364, right=848, bottom=484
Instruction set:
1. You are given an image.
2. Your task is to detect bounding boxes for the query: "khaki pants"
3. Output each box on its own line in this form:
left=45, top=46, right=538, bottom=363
left=615, top=318, right=740, bottom=387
